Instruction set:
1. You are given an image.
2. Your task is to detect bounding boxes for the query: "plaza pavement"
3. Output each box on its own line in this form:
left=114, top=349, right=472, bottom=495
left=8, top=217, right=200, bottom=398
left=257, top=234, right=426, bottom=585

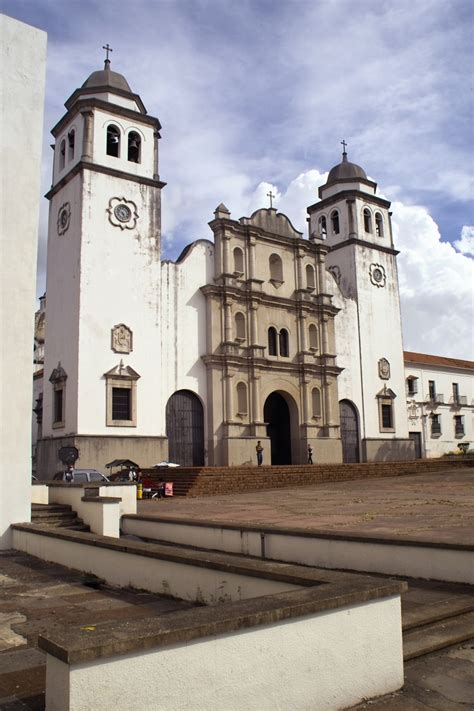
left=137, top=468, right=474, bottom=547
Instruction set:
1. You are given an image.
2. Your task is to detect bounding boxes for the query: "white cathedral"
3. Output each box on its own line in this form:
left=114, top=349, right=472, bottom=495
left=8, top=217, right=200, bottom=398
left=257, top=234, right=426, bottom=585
left=33, top=58, right=473, bottom=477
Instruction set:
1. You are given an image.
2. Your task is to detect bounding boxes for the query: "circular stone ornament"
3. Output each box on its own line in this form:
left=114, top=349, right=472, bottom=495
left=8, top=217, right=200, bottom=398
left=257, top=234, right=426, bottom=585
left=107, top=197, right=138, bottom=230
left=57, top=202, right=71, bottom=235
left=369, top=263, right=386, bottom=288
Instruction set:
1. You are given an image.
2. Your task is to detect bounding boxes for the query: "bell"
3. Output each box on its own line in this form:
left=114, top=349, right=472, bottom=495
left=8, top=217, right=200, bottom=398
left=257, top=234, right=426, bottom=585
left=129, top=138, right=139, bottom=149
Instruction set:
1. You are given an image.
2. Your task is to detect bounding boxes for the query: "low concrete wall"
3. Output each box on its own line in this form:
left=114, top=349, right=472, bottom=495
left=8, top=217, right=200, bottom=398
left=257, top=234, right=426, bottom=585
left=122, top=517, right=474, bottom=585
left=12, top=527, right=301, bottom=604
left=32, top=484, right=49, bottom=505
left=44, top=595, right=403, bottom=711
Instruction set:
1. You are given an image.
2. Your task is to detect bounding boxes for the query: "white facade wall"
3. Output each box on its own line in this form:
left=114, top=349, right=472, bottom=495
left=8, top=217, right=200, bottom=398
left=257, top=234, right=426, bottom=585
left=0, top=15, right=47, bottom=547
left=161, top=241, right=213, bottom=407
left=405, top=362, right=474, bottom=457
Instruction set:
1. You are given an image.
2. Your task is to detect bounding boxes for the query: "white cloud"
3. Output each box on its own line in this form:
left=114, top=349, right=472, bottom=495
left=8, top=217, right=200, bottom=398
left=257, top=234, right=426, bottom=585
left=454, top=226, right=474, bottom=257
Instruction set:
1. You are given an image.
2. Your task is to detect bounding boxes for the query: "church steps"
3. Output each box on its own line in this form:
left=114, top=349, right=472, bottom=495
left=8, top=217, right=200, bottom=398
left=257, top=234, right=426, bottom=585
left=31, top=503, right=90, bottom=532
left=402, top=611, right=474, bottom=660
left=143, top=458, right=474, bottom=498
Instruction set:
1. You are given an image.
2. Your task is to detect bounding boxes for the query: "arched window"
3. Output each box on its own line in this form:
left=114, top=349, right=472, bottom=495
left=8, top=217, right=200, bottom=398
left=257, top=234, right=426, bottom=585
left=127, top=131, right=141, bottom=163
left=236, top=382, right=248, bottom=415
left=269, top=253, right=283, bottom=282
left=235, top=312, right=246, bottom=341
left=268, top=327, right=277, bottom=356
left=306, top=264, right=315, bottom=290
left=59, top=139, right=66, bottom=171
left=318, top=216, right=327, bottom=238
left=233, top=246, right=244, bottom=274
left=279, top=329, right=289, bottom=357
left=375, top=212, right=383, bottom=237
left=67, top=130, right=75, bottom=162
left=308, top=324, right=319, bottom=350
left=312, top=388, right=321, bottom=418
left=106, top=125, right=120, bottom=157
left=363, top=208, right=372, bottom=233
left=331, top=210, right=340, bottom=234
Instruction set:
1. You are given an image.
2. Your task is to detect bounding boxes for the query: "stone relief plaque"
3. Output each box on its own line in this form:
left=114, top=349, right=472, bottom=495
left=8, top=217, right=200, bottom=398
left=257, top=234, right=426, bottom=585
left=107, top=197, right=138, bottom=230
left=378, top=357, right=391, bottom=380
left=57, top=202, right=71, bottom=235
left=111, top=324, right=133, bottom=354
left=369, top=263, right=386, bottom=288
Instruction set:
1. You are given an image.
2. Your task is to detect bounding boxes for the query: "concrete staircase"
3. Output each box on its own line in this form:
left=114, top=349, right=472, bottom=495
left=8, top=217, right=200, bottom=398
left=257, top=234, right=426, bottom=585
left=31, top=503, right=90, bottom=532
left=402, top=582, right=474, bottom=660
left=143, top=458, right=474, bottom=497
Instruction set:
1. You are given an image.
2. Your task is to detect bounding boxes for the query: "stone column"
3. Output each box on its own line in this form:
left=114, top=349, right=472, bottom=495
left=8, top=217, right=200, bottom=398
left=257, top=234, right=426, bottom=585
left=248, top=236, right=256, bottom=280
left=296, top=249, right=304, bottom=289
left=321, top=316, right=329, bottom=355
left=317, top=251, right=327, bottom=294
left=299, top=312, right=307, bottom=352
left=251, top=375, right=261, bottom=422
left=302, top=378, right=310, bottom=423
left=222, top=234, right=231, bottom=275
left=250, top=302, right=258, bottom=345
left=224, top=301, right=232, bottom=342
left=81, top=110, right=94, bottom=161
left=153, top=129, right=160, bottom=180
left=323, top=380, right=334, bottom=427
left=225, top=372, right=233, bottom=422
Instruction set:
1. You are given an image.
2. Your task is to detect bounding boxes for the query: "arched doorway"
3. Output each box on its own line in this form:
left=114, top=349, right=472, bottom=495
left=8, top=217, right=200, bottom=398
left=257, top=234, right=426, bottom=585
left=166, top=390, right=204, bottom=466
left=339, top=400, right=360, bottom=463
left=264, top=392, right=292, bottom=464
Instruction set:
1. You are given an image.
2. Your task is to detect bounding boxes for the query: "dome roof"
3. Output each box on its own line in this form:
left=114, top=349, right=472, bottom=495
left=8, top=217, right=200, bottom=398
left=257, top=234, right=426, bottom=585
left=326, top=152, right=367, bottom=185
left=82, top=62, right=132, bottom=93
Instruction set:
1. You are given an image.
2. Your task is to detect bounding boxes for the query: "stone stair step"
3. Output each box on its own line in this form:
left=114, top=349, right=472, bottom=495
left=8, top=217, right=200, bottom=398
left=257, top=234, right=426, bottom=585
left=64, top=524, right=90, bottom=532
left=31, top=503, right=72, bottom=511
left=403, top=611, right=474, bottom=661
left=402, top=596, right=474, bottom=631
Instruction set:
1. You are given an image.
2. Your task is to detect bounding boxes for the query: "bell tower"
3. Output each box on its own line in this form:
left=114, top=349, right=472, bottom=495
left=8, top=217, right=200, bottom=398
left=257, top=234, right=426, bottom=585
left=38, top=52, right=167, bottom=476
left=308, top=146, right=414, bottom=461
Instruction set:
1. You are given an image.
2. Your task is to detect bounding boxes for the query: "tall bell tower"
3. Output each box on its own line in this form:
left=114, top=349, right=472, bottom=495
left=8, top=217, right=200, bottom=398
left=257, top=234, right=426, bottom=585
left=38, top=52, right=167, bottom=475
left=308, top=146, right=413, bottom=461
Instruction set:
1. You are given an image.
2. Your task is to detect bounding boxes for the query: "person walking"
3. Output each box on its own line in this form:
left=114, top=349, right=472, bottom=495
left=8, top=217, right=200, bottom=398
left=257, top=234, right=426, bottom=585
left=307, top=444, right=313, bottom=464
left=256, top=441, right=264, bottom=466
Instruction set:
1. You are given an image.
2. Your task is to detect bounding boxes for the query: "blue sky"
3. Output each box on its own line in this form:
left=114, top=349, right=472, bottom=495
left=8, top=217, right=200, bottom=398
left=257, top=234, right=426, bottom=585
left=2, top=0, right=473, bottom=358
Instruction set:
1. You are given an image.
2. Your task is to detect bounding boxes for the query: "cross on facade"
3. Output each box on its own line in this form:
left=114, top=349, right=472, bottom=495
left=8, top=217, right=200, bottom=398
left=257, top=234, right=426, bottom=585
left=267, top=190, right=275, bottom=209
left=103, top=43, right=113, bottom=63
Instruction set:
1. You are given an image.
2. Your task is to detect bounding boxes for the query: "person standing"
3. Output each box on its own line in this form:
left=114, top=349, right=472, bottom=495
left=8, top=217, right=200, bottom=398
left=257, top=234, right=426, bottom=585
left=307, top=444, right=313, bottom=464
left=65, top=464, right=75, bottom=483
left=256, top=441, right=264, bottom=466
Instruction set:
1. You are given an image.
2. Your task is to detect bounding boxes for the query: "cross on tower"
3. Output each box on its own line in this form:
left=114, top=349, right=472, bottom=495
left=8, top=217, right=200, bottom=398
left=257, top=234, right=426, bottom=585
left=267, top=190, right=275, bottom=209
left=341, top=139, right=347, bottom=154
left=102, top=43, right=113, bottom=67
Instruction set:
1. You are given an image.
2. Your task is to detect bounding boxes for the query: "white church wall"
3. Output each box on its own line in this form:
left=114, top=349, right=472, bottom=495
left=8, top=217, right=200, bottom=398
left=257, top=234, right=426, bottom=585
left=0, top=15, right=46, bottom=547
left=76, top=170, right=162, bottom=436
left=161, top=241, right=214, bottom=410
left=42, top=176, right=83, bottom=438
left=84, top=92, right=141, bottom=113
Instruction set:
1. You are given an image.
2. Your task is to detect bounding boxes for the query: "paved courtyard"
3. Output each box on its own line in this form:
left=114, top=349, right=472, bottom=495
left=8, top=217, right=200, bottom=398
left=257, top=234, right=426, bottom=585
left=138, top=468, right=474, bottom=546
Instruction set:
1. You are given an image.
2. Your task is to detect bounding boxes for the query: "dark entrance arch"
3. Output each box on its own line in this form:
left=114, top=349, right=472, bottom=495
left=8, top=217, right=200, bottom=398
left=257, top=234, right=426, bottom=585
left=264, top=392, right=292, bottom=465
left=339, top=400, right=360, bottom=463
left=166, top=390, right=204, bottom=466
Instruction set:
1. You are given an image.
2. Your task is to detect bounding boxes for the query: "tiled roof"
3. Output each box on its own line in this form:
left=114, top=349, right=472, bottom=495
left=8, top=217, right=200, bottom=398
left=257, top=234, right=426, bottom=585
left=404, top=351, right=474, bottom=370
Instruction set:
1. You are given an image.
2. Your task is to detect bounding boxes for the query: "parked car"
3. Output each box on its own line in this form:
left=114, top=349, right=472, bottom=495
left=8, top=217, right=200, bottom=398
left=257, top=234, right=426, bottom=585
left=52, top=469, right=109, bottom=484
left=153, top=461, right=180, bottom=468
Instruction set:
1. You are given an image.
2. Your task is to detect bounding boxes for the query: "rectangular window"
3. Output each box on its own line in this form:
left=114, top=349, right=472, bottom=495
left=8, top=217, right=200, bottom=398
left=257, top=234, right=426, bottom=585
left=54, top=388, right=63, bottom=424
left=454, top=415, right=464, bottom=437
left=381, top=404, right=392, bottom=429
left=112, top=387, right=131, bottom=421
left=378, top=397, right=395, bottom=432
left=452, top=383, right=459, bottom=403
left=406, top=377, right=418, bottom=396
left=428, top=380, right=436, bottom=400
left=431, top=414, right=441, bottom=436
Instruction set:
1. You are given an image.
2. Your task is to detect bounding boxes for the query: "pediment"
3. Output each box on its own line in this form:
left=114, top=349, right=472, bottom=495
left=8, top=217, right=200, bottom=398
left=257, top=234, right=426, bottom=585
left=239, top=208, right=302, bottom=239
left=104, top=360, right=141, bottom=380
